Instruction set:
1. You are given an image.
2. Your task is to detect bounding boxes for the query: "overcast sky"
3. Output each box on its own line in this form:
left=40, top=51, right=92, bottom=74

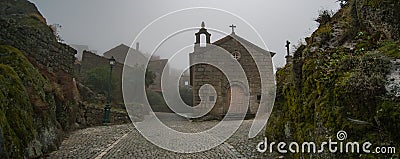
left=29, top=0, right=339, bottom=69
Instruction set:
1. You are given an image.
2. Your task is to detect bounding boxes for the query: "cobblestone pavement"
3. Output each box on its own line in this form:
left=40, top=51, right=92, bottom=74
left=46, top=113, right=278, bottom=159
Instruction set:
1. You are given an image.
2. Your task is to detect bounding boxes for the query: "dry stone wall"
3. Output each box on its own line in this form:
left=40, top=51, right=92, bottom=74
left=0, top=2, right=76, bottom=75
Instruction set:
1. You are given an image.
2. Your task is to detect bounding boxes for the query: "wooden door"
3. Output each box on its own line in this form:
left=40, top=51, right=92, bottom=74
left=226, top=86, right=246, bottom=114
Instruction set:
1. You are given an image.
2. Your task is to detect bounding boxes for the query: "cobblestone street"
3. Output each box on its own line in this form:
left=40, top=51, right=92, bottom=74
left=46, top=113, right=277, bottom=159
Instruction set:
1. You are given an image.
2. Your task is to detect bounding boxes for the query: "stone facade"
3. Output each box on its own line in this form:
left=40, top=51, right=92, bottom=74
left=190, top=24, right=275, bottom=117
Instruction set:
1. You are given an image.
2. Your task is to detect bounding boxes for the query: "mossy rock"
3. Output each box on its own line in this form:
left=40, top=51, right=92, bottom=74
left=0, top=64, right=35, bottom=158
left=267, top=0, right=400, bottom=158
left=0, top=45, right=54, bottom=113
left=0, top=45, right=57, bottom=158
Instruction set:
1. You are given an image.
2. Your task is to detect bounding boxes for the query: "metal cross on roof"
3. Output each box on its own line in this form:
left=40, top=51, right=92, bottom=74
left=229, top=24, right=236, bottom=34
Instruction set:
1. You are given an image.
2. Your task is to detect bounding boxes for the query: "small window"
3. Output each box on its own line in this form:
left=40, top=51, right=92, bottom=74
left=257, top=95, right=262, bottom=100
left=232, top=51, right=241, bottom=60
left=184, top=81, right=189, bottom=86
left=209, top=96, right=215, bottom=101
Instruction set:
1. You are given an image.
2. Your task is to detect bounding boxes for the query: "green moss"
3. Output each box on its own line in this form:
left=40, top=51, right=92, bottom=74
left=267, top=0, right=399, bottom=157
left=363, top=0, right=381, bottom=7
left=269, top=46, right=396, bottom=158
left=0, top=64, right=35, bottom=158
left=362, top=0, right=399, bottom=8
left=20, top=16, right=41, bottom=28
left=313, top=24, right=333, bottom=45
left=0, top=45, right=58, bottom=158
left=0, top=45, right=55, bottom=124
left=376, top=100, right=400, bottom=142
left=0, top=45, right=48, bottom=102
left=378, top=41, right=400, bottom=59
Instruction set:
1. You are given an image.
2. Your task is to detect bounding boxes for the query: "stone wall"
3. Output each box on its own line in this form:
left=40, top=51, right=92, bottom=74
left=0, top=1, right=76, bottom=75
left=81, top=50, right=124, bottom=72
left=0, top=0, right=79, bottom=130
left=77, top=102, right=131, bottom=127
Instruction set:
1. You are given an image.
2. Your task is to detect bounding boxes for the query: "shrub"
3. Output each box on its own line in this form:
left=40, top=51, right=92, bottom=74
left=146, top=91, right=170, bottom=112
left=83, top=66, right=117, bottom=94
left=315, top=10, right=333, bottom=25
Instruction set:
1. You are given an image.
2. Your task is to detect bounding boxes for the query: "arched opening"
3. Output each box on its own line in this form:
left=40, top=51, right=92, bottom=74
left=200, top=34, right=206, bottom=47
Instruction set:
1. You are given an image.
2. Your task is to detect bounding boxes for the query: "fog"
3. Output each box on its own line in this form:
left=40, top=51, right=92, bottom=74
left=29, top=0, right=340, bottom=69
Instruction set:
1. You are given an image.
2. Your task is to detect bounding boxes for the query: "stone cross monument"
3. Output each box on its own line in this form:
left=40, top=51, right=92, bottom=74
left=285, top=40, right=293, bottom=64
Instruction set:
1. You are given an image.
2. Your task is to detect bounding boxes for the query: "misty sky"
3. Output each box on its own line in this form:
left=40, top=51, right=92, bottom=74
left=29, top=0, right=340, bottom=69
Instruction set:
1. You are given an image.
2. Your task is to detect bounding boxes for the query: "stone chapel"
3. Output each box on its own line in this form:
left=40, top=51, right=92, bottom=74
left=190, top=22, right=275, bottom=117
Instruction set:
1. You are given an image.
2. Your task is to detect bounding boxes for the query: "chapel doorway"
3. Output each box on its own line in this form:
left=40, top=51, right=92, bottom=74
left=226, top=85, right=247, bottom=114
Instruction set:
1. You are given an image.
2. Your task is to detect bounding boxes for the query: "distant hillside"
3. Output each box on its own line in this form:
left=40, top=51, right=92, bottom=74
left=266, top=0, right=399, bottom=158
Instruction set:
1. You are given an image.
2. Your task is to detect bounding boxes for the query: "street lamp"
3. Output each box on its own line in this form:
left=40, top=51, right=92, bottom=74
left=103, top=56, right=116, bottom=124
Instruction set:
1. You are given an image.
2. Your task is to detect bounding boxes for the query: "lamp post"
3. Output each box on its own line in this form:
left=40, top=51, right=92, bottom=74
left=103, top=56, right=115, bottom=124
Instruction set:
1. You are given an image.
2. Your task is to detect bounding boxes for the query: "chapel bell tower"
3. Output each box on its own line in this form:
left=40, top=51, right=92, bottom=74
left=194, top=21, right=211, bottom=51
